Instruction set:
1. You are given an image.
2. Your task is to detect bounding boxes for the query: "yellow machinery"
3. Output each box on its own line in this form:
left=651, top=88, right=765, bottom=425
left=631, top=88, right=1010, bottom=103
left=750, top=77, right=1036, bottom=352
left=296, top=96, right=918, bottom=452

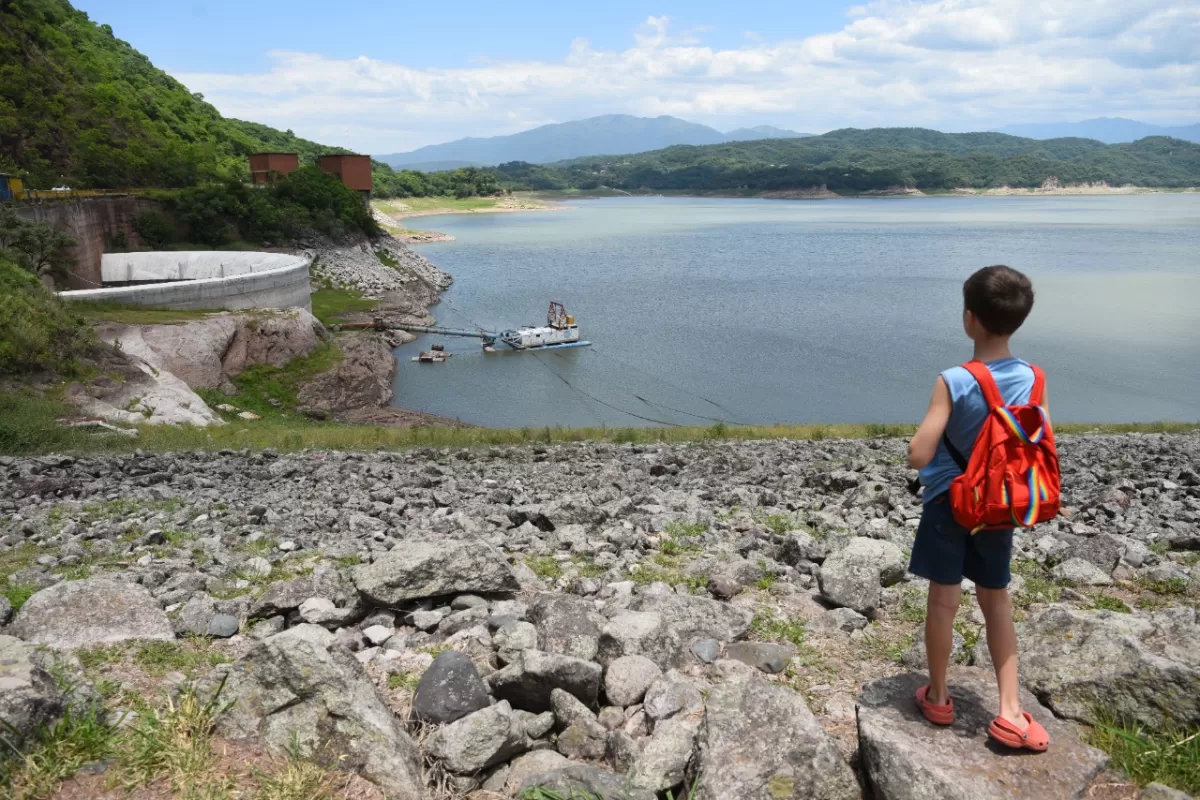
left=1, top=175, right=118, bottom=202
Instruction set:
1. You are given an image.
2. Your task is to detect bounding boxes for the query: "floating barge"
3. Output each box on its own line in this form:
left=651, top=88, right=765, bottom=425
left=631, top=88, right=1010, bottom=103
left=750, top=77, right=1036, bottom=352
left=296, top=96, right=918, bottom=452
left=342, top=302, right=591, bottom=353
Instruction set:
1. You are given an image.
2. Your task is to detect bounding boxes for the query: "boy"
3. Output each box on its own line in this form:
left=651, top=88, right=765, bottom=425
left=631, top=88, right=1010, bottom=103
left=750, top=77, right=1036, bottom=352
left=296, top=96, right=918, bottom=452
left=905, top=264, right=1049, bottom=752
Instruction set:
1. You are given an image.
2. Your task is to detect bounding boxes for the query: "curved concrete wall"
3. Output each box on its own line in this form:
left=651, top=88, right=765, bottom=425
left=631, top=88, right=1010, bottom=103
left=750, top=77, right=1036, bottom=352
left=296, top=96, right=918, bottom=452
left=58, top=252, right=312, bottom=312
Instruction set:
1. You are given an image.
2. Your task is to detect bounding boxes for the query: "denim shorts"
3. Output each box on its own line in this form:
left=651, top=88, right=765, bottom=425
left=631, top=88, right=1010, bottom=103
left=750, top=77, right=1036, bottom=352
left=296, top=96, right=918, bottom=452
left=908, top=494, right=1014, bottom=589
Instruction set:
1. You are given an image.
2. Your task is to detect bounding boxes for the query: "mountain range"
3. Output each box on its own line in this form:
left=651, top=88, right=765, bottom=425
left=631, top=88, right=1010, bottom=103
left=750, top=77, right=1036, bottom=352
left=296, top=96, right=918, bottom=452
left=375, top=115, right=809, bottom=169
left=994, top=117, right=1200, bottom=144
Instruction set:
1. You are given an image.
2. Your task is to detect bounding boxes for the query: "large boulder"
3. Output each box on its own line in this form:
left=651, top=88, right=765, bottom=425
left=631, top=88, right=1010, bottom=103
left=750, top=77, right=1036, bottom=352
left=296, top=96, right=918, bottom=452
left=626, top=593, right=754, bottom=645
left=1012, top=606, right=1200, bottom=731
left=426, top=700, right=529, bottom=774
left=818, top=560, right=881, bottom=617
left=353, top=540, right=519, bottom=605
left=488, top=649, right=602, bottom=713
left=604, top=655, right=663, bottom=706
left=197, top=624, right=423, bottom=799
left=694, top=677, right=858, bottom=800
left=527, top=593, right=605, bottom=661
left=249, top=567, right=354, bottom=618
left=10, top=579, right=174, bottom=649
left=628, top=713, right=701, bottom=792
left=411, top=650, right=490, bottom=725
left=0, top=635, right=92, bottom=748
left=857, top=668, right=1108, bottom=800
left=597, top=611, right=681, bottom=669
left=519, top=764, right=656, bottom=800
left=297, top=334, right=396, bottom=415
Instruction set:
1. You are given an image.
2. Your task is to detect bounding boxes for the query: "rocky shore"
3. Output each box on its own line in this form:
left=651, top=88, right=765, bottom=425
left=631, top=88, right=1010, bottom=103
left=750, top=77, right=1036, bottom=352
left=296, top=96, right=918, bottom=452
left=2, top=432, right=1197, bottom=798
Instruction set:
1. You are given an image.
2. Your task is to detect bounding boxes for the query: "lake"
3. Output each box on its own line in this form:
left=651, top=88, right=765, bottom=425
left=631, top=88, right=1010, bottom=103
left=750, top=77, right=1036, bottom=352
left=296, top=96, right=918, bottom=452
left=391, top=195, right=1200, bottom=428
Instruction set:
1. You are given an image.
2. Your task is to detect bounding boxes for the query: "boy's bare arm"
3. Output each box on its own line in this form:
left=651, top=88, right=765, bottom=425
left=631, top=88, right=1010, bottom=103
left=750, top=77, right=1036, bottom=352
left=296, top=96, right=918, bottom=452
left=908, top=376, right=952, bottom=469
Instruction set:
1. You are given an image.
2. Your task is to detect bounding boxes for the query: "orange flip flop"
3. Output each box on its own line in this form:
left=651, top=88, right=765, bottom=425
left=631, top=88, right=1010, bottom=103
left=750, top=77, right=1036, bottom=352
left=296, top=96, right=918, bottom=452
left=914, top=684, right=954, bottom=725
left=988, top=712, right=1049, bottom=752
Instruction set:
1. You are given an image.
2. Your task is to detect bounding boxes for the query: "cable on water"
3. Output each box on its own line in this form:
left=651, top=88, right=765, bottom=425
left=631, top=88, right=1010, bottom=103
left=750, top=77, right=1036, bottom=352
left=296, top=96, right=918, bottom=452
left=578, top=347, right=744, bottom=419
left=531, top=352, right=683, bottom=427
left=526, top=350, right=606, bottom=427
left=631, top=393, right=739, bottom=426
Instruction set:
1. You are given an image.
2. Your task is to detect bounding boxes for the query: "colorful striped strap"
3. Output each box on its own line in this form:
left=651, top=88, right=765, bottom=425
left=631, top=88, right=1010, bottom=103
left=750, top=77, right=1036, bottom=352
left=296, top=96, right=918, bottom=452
left=997, top=405, right=1048, bottom=445
left=1009, top=464, right=1049, bottom=527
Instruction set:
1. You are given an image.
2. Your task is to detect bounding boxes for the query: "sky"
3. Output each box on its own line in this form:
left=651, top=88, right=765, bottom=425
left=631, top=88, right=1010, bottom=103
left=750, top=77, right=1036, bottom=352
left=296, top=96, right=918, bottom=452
left=74, top=0, right=1200, bottom=155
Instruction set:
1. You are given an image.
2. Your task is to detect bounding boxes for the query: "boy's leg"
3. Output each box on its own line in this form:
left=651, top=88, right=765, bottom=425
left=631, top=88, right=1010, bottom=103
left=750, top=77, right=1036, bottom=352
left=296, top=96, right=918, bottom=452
left=924, top=581, right=962, bottom=705
left=977, top=586, right=1028, bottom=730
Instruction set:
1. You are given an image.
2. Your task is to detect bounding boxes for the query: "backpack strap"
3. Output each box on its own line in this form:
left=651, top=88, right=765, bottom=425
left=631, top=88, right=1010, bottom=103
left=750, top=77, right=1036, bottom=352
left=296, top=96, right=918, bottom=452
left=961, top=360, right=1004, bottom=410
left=1028, top=364, right=1046, bottom=406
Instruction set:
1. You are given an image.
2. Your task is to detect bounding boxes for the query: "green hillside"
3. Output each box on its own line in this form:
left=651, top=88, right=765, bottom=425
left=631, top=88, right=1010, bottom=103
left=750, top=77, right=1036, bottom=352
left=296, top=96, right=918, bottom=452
left=497, top=128, right=1200, bottom=194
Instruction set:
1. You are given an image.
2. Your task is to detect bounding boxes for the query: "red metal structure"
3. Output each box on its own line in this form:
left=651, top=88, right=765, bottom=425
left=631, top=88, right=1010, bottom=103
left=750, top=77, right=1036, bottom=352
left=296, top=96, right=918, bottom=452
left=548, top=301, right=570, bottom=329
left=318, top=154, right=373, bottom=194
left=249, top=153, right=299, bottom=185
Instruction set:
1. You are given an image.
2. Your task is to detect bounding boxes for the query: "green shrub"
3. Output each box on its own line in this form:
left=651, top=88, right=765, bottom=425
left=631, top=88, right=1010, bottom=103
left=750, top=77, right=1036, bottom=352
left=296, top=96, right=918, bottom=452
left=131, top=211, right=177, bottom=249
left=0, top=257, right=95, bottom=377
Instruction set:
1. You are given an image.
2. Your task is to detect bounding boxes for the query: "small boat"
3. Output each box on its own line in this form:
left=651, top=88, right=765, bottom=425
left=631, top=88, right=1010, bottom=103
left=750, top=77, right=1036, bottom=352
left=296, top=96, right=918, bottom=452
left=483, top=302, right=592, bottom=351
left=413, top=346, right=452, bottom=363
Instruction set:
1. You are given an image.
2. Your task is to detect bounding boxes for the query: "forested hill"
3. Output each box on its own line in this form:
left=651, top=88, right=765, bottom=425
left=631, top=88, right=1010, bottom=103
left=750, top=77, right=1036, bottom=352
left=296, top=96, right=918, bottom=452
left=0, top=0, right=506, bottom=198
left=493, top=128, right=1200, bottom=193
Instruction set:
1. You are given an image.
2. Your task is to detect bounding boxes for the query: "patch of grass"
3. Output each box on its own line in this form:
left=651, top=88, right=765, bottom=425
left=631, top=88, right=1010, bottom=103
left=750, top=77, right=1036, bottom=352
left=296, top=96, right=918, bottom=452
left=859, top=627, right=915, bottom=664
left=750, top=609, right=807, bottom=649
left=570, top=555, right=607, bottom=579
left=664, top=520, right=708, bottom=538
left=755, top=573, right=778, bottom=592
left=133, top=638, right=231, bottom=678
left=2, top=582, right=39, bottom=613
left=387, top=671, right=420, bottom=692
left=1012, top=559, right=1063, bottom=608
left=1, top=705, right=115, bottom=800
left=310, top=287, right=379, bottom=326
left=333, top=555, right=362, bottom=567
left=120, top=686, right=230, bottom=796
left=77, top=643, right=125, bottom=670
left=525, top=556, right=564, bottom=581
left=235, top=536, right=279, bottom=556
left=897, top=588, right=928, bottom=623
left=72, top=302, right=218, bottom=325
left=253, top=742, right=340, bottom=800
left=1093, top=594, right=1133, bottom=613
left=205, top=341, right=343, bottom=419
left=630, top=561, right=708, bottom=592
left=1088, top=717, right=1199, bottom=795
left=1138, top=576, right=1189, bottom=596
left=518, top=789, right=602, bottom=800
left=953, top=621, right=981, bottom=663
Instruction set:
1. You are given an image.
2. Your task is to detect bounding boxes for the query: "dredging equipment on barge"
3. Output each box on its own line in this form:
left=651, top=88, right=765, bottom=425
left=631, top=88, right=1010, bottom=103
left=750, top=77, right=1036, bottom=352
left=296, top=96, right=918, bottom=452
left=340, top=301, right=591, bottom=353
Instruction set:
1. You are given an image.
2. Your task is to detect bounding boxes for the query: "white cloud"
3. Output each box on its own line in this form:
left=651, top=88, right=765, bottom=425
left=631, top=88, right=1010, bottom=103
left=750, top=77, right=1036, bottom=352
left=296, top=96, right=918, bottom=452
left=175, top=0, right=1200, bottom=154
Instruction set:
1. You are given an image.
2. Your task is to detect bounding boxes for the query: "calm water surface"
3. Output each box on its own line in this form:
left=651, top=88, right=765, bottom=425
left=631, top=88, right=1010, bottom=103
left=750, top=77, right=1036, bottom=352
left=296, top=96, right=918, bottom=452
left=392, top=195, right=1200, bottom=428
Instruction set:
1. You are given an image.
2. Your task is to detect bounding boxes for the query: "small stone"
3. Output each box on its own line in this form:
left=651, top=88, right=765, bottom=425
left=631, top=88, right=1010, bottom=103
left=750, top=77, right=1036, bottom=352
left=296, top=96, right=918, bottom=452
left=207, top=614, right=239, bottom=638
left=598, top=706, right=626, bottom=730
left=707, top=575, right=743, bottom=600
left=604, top=655, right=663, bottom=706
left=410, top=608, right=447, bottom=631
left=451, top=594, right=489, bottom=610
left=244, top=557, right=272, bottom=577
left=691, top=638, right=721, bottom=663
left=1052, top=558, right=1114, bottom=586
left=278, top=540, right=298, bottom=552
left=249, top=616, right=286, bottom=640
left=362, top=625, right=394, bottom=646
left=724, top=641, right=793, bottom=674
left=819, top=607, right=870, bottom=632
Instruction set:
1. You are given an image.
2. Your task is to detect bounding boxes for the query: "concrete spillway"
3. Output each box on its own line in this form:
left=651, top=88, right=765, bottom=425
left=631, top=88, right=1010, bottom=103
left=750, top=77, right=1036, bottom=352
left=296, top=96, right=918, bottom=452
left=57, top=251, right=312, bottom=312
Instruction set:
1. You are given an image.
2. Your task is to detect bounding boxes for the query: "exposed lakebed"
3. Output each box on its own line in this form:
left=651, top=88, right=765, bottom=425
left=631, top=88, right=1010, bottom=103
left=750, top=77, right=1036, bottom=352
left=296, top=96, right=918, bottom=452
left=393, top=195, right=1200, bottom=428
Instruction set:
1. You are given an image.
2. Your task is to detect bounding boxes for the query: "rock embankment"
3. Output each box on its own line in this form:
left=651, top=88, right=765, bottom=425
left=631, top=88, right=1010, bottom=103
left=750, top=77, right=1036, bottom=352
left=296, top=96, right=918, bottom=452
left=1, top=432, right=1198, bottom=798
left=308, top=237, right=451, bottom=300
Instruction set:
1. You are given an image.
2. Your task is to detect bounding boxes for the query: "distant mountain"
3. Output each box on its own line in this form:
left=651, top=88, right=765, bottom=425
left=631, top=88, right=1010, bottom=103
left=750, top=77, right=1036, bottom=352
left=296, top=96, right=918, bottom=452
left=725, top=125, right=810, bottom=141
left=376, top=115, right=735, bottom=167
left=995, top=117, right=1200, bottom=144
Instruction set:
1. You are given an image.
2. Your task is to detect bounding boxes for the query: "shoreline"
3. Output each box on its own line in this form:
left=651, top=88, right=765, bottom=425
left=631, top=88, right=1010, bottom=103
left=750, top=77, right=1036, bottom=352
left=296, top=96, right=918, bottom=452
left=374, top=196, right=574, bottom=243
left=536, top=185, right=1199, bottom=201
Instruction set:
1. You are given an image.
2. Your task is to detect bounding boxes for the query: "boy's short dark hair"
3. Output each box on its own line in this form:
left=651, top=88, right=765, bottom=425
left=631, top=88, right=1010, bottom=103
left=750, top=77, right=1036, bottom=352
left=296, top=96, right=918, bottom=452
left=963, top=265, right=1034, bottom=336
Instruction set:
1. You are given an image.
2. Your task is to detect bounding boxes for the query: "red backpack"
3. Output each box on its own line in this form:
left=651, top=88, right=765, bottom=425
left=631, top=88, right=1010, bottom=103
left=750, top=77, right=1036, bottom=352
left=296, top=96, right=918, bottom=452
left=944, top=361, right=1061, bottom=533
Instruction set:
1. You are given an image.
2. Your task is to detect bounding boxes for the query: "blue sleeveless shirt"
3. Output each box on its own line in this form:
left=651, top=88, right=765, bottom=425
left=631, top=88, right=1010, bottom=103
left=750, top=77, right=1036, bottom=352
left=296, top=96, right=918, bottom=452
left=919, top=357, right=1036, bottom=503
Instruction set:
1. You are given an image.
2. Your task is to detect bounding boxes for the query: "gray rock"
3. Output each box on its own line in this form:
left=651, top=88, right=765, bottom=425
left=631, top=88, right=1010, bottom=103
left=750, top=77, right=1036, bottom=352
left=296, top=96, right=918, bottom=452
left=528, top=593, right=604, bottom=661
left=361, top=624, right=394, bottom=646
left=493, top=620, right=539, bottom=663
left=199, top=624, right=423, bottom=799
left=707, top=574, right=743, bottom=599
left=1070, top=533, right=1126, bottom=573
left=411, top=650, right=491, bottom=725
left=1052, top=558, right=1114, bottom=586
left=352, top=540, right=519, bottom=605
left=249, top=615, right=286, bottom=640
left=409, top=608, right=446, bottom=631
left=174, top=594, right=218, bottom=636
left=557, top=721, right=608, bottom=760
left=0, top=635, right=91, bottom=748
left=605, top=655, right=663, bottom=706
left=10, top=579, right=174, bottom=649
left=598, top=706, right=626, bottom=730
left=901, top=628, right=966, bottom=669
left=1142, top=783, right=1194, bottom=800
left=626, top=593, right=754, bottom=647
left=692, top=638, right=721, bottom=663
left=550, top=687, right=604, bottom=734
left=248, top=569, right=351, bottom=618
left=519, top=764, right=656, bottom=800
left=597, top=610, right=681, bottom=669
left=643, top=671, right=704, bottom=721
left=819, top=607, right=870, bottom=632
left=695, top=677, right=858, bottom=800
left=725, top=641, right=794, bottom=674
left=244, top=556, right=273, bottom=578
left=298, top=597, right=358, bottom=627
left=857, top=668, right=1109, bottom=800
left=517, top=709, right=555, bottom=739
left=1017, top=606, right=1200, bottom=730
left=779, top=529, right=827, bottom=565
left=818, top=559, right=882, bottom=617
left=488, top=649, right=602, bottom=712
left=836, top=537, right=908, bottom=586
left=0, top=595, right=10, bottom=626
left=451, top=593, right=489, bottom=610
left=207, top=614, right=239, bottom=638
left=629, top=713, right=701, bottom=792
left=504, top=750, right=570, bottom=795
left=439, top=605, right=490, bottom=636
left=426, top=700, right=529, bottom=774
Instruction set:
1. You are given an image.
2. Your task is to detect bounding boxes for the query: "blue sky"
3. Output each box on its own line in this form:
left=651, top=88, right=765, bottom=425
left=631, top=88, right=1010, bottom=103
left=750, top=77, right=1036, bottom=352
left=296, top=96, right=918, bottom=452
left=73, top=0, right=1200, bottom=154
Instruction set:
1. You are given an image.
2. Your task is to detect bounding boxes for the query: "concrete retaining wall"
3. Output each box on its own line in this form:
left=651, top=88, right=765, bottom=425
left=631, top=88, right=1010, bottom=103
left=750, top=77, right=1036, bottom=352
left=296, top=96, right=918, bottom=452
left=59, top=252, right=312, bottom=312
